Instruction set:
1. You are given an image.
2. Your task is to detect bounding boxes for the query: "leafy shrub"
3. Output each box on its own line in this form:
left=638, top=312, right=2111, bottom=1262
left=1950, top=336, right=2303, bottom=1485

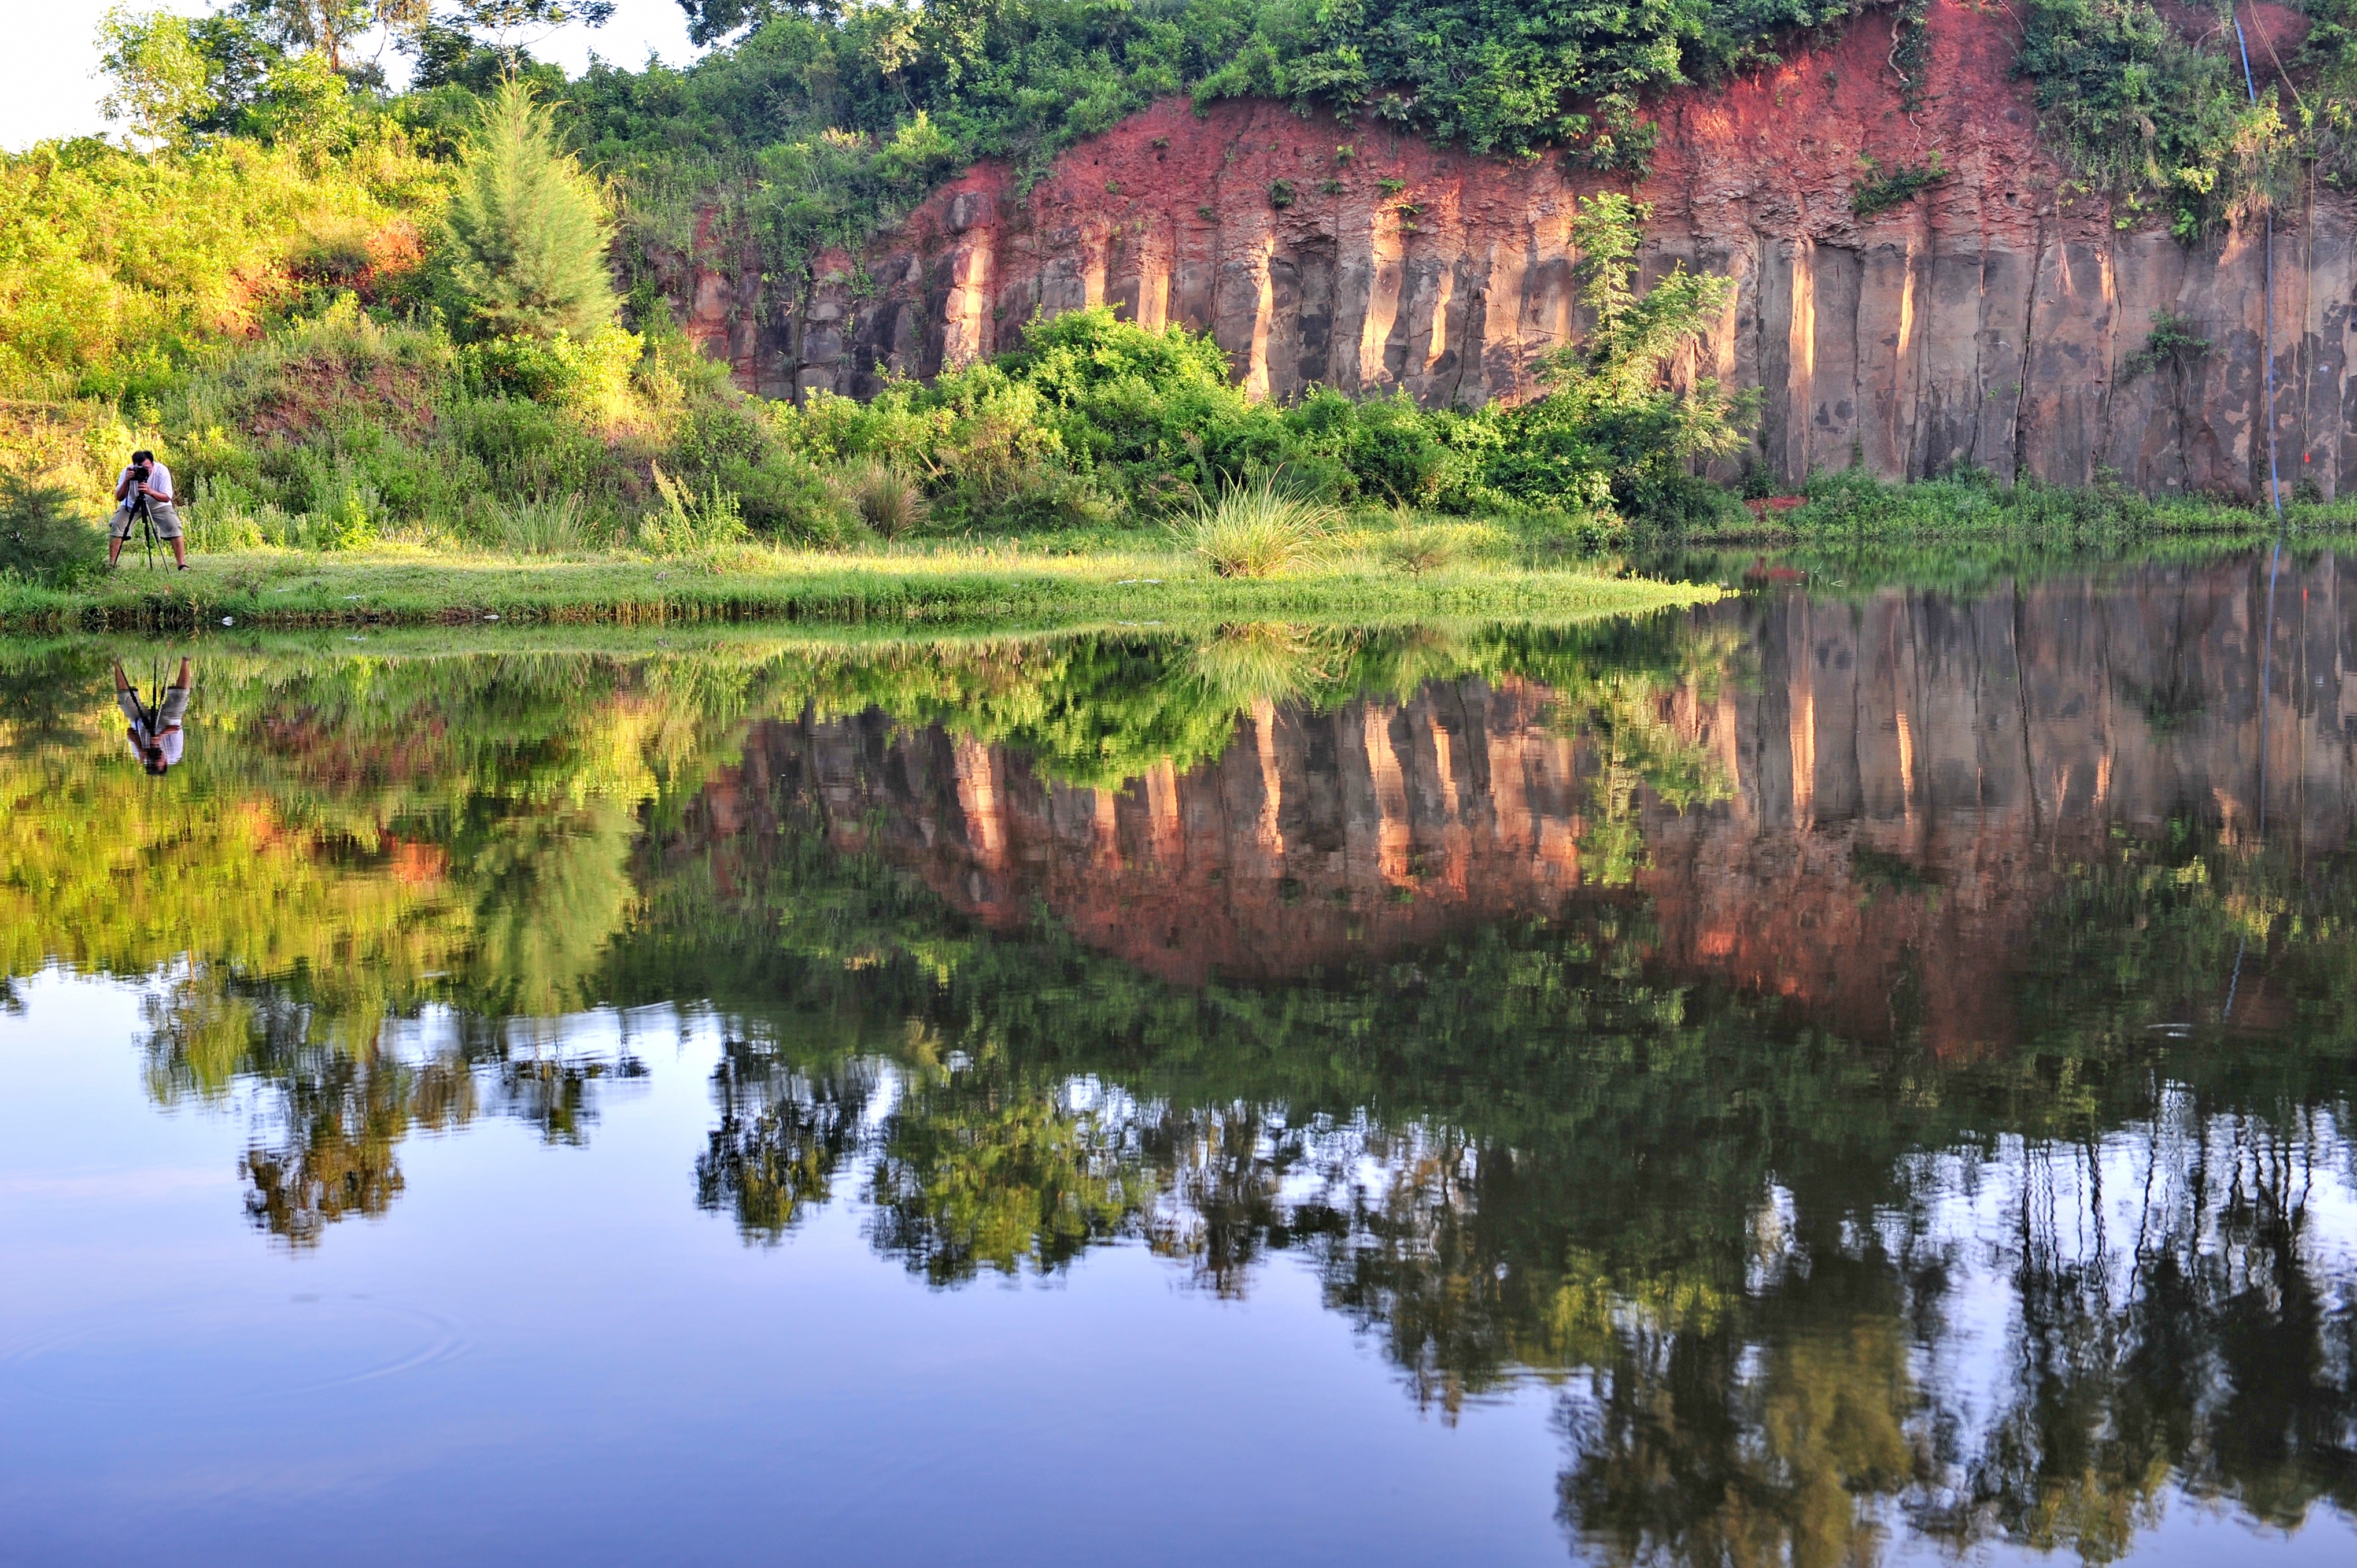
left=1178, top=481, right=1339, bottom=578
left=1281, top=387, right=1447, bottom=505
left=180, top=475, right=268, bottom=550
left=0, top=477, right=106, bottom=586
left=1462, top=194, right=1750, bottom=526
left=301, top=471, right=383, bottom=550
left=443, top=396, right=604, bottom=497
left=713, top=453, right=851, bottom=544
left=459, top=326, right=642, bottom=410
left=1850, top=151, right=1948, bottom=217
left=2123, top=310, right=2210, bottom=378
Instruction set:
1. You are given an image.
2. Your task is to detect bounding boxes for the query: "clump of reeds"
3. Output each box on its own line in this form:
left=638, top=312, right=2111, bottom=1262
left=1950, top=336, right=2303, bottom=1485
left=1176, top=479, right=1339, bottom=578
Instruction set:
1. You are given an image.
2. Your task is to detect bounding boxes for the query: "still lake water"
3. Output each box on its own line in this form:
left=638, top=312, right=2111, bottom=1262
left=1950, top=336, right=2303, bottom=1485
left=5, top=550, right=2356, bottom=1565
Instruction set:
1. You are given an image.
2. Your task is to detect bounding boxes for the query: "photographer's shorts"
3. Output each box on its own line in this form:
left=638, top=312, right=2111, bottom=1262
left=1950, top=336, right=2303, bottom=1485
left=110, top=501, right=183, bottom=541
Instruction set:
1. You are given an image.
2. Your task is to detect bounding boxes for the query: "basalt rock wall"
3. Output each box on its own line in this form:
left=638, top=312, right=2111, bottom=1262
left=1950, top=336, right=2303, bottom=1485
left=673, top=1, right=2354, bottom=502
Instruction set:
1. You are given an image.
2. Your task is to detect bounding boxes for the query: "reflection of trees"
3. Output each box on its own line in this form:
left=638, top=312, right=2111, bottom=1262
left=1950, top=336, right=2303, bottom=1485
left=867, top=1057, right=1152, bottom=1285
left=1531, top=619, right=1742, bottom=886
left=141, top=964, right=638, bottom=1244
left=696, top=1040, right=878, bottom=1242
left=1951, top=1112, right=2357, bottom=1560
left=144, top=972, right=465, bottom=1246
left=775, top=617, right=1723, bottom=790
left=1559, top=1253, right=1931, bottom=1568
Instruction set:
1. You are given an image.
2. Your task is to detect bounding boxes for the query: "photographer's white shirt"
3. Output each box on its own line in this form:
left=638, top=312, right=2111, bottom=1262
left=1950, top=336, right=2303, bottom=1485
left=117, top=463, right=173, bottom=502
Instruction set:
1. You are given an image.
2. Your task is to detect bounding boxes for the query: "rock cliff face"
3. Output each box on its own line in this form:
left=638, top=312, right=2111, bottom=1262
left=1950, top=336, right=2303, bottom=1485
left=671, top=2, right=2352, bottom=501
left=683, top=553, right=2357, bottom=1046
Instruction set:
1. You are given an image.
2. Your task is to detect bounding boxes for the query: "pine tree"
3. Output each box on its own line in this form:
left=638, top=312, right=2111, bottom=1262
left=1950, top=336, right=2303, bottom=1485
left=437, top=79, right=618, bottom=341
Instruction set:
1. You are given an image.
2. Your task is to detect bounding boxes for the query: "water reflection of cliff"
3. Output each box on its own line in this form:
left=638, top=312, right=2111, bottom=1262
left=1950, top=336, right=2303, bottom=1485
left=717, top=679, right=1605, bottom=986
left=1652, top=554, right=2357, bottom=1051
left=690, top=553, right=2357, bottom=1029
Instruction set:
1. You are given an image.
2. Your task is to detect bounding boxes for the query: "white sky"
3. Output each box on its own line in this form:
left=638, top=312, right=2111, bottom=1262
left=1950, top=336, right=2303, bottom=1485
left=0, top=0, right=707, bottom=151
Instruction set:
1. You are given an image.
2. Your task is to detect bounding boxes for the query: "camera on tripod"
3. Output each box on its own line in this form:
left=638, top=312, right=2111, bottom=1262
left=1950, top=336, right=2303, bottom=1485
left=117, top=448, right=166, bottom=569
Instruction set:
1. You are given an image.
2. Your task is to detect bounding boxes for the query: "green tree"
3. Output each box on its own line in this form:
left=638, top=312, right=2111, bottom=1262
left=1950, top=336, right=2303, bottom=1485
left=436, top=78, right=620, bottom=340
left=226, top=0, right=428, bottom=74
left=96, top=7, right=220, bottom=149
left=438, top=0, right=614, bottom=66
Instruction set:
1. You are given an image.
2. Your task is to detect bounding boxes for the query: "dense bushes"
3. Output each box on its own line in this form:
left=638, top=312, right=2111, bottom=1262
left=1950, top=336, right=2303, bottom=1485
left=0, top=131, right=443, bottom=399
left=782, top=306, right=1460, bottom=524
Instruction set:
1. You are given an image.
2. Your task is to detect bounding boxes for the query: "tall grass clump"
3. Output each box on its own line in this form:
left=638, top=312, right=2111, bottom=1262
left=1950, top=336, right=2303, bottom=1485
left=830, top=456, right=929, bottom=539
left=1178, top=481, right=1340, bottom=579
left=1378, top=508, right=1475, bottom=576
left=487, top=493, right=597, bottom=555
left=645, top=461, right=748, bottom=555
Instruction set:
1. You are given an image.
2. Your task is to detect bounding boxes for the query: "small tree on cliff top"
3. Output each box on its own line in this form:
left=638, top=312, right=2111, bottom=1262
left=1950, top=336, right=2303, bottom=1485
left=438, top=79, right=618, bottom=341
left=1479, top=193, right=1749, bottom=526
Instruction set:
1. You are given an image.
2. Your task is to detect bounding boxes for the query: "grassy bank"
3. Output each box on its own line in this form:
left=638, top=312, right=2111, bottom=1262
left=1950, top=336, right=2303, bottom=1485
left=0, top=542, right=1717, bottom=634
left=1680, top=468, right=2357, bottom=549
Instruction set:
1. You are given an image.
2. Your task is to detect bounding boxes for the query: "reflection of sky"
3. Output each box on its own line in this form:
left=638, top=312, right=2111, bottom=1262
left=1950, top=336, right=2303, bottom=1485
left=0, top=969, right=1568, bottom=1566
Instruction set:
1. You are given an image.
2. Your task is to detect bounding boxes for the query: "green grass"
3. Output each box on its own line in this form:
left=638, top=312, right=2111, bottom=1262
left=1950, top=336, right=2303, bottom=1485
left=0, top=540, right=1718, bottom=634
left=1177, top=482, right=1342, bottom=578
left=1691, top=468, right=2357, bottom=548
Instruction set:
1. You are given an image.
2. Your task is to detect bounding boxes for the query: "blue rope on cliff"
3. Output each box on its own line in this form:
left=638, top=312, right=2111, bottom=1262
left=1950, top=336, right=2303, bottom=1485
left=2236, top=11, right=2284, bottom=519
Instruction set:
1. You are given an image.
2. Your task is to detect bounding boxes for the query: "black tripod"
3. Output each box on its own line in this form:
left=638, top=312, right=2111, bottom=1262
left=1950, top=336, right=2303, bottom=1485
left=125, top=482, right=157, bottom=571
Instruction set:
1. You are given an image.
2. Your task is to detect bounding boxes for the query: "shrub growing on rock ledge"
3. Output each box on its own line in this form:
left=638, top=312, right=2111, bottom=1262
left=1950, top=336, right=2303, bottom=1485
left=1457, top=194, right=1752, bottom=527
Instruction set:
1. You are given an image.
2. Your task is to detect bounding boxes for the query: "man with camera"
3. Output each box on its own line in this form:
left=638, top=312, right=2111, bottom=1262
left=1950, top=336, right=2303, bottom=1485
left=108, top=448, right=189, bottom=569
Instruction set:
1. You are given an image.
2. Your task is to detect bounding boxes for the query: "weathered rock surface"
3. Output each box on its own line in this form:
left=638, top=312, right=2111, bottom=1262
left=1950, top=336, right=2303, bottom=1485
left=668, top=1, right=2352, bottom=501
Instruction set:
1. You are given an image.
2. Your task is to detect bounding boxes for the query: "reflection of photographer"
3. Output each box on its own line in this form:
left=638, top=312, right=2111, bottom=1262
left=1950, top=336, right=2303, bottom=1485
left=115, top=657, right=192, bottom=776
left=108, top=449, right=187, bottom=570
